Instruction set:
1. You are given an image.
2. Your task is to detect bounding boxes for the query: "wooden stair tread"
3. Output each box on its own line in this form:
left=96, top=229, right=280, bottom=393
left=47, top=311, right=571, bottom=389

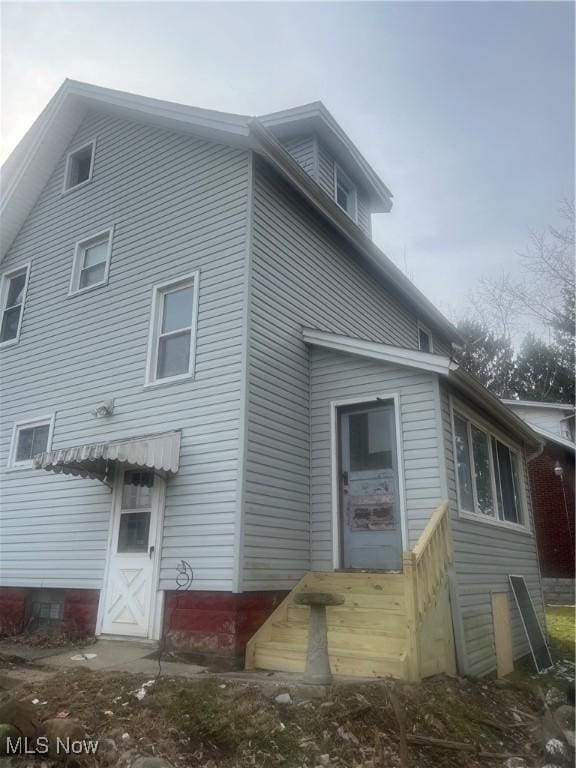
left=255, top=639, right=406, bottom=662
left=271, top=621, right=407, bottom=640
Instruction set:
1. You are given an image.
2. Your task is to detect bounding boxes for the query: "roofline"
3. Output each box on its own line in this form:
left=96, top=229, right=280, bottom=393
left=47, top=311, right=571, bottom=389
left=1, top=80, right=461, bottom=345
left=258, top=101, right=393, bottom=207
left=528, top=425, right=576, bottom=452
left=501, top=399, right=575, bottom=412
left=303, top=328, right=540, bottom=447
left=253, top=122, right=462, bottom=345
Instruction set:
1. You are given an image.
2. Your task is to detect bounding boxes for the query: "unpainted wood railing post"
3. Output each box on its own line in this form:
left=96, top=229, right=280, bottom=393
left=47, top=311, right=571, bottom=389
left=403, top=550, right=421, bottom=682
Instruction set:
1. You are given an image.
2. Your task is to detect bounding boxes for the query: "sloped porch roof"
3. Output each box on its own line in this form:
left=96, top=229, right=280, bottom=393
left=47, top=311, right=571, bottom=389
left=302, top=328, right=541, bottom=449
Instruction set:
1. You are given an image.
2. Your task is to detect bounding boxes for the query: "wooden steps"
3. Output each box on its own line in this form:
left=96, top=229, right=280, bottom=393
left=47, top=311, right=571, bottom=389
left=247, top=571, right=412, bottom=680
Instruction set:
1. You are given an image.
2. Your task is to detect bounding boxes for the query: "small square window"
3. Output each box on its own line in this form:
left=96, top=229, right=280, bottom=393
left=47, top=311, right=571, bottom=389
left=0, top=264, right=30, bottom=346
left=334, top=165, right=357, bottom=221
left=63, top=140, right=95, bottom=192
left=145, top=272, right=199, bottom=386
left=69, top=229, right=113, bottom=295
left=9, top=415, right=54, bottom=469
left=418, top=324, right=433, bottom=353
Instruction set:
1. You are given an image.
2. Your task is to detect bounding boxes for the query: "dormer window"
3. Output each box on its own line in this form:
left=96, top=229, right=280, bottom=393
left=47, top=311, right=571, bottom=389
left=63, top=140, right=95, bottom=192
left=418, top=323, right=433, bottom=353
left=334, top=165, right=357, bottom=221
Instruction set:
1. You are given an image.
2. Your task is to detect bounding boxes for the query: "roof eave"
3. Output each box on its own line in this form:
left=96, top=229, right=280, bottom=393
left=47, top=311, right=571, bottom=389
left=252, top=121, right=462, bottom=345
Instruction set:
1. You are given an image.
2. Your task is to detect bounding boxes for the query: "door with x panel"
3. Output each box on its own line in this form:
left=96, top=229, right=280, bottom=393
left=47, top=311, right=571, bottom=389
left=101, top=469, right=160, bottom=637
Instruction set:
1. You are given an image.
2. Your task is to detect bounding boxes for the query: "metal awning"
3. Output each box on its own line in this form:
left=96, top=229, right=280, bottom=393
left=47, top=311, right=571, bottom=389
left=33, top=431, right=181, bottom=483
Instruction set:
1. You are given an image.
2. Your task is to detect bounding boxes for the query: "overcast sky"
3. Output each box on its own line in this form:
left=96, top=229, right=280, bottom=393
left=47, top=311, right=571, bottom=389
left=2, top=1, right=574, bottom=329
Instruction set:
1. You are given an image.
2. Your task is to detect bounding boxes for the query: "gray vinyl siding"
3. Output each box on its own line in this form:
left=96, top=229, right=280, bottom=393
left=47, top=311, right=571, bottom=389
left=0, top=110, right=250, bottom=592
left=241, top=157, right=445, bottom=590
left=310, top=350, right=444, bottom=569
left=440, top=383, right=545, bottom=677
left=281, top=135, right=316, bottom=178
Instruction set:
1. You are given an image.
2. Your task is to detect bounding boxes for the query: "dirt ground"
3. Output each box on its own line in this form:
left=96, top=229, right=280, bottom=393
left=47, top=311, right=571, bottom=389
left=0, top=606, right=573, bottom=768
left=0, top=653, right=572, bottom=768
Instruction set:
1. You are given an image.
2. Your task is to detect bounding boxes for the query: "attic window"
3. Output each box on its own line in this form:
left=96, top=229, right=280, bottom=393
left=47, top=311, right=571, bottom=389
left=63, top=140, right=95, bottom=192
left=334, top=165, right=357, bottom=221
left=418, top=323, right=433, bottom=353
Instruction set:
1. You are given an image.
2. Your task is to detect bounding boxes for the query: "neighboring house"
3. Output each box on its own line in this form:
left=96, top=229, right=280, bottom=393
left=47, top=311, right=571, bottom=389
left=502, top=400, right=575, bottom=605
left=0, top=80, right=545, bottom=679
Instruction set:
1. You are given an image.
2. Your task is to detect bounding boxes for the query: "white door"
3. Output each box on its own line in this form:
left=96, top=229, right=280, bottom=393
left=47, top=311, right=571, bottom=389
left=101, top=468, right=161, bottom=637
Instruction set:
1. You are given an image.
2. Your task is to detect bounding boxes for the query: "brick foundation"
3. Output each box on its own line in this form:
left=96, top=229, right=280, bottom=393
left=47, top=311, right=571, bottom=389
left=529, top=445, right=575, bottom=579
left=0, top=587, right=99, bottom=638
left=0, top=588, right=28, bottom=635
left=163, top=590, right=288, bottom=668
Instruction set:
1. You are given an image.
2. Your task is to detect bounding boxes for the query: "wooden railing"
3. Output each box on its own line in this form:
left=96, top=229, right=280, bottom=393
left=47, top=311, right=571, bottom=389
left=403, top=500, right=452, bottom=680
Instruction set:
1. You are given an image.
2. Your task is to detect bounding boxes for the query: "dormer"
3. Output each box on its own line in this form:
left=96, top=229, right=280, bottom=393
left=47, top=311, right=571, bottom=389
left=259, top=102, right=393, bottom=239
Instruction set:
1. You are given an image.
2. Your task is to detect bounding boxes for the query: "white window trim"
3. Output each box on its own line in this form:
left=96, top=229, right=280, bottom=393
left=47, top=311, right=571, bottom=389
left=68, top=227, right=114, bottom=296
left=333, top=163, right=358, bottom=223
left=0, top=262, right=31, bottom=349
left=7, top=413, right=55, bottom=471
left=62, top=139, right=96, bottom=194
left=144, top=271, right=200, bottom=388
left=449, top=396, right=531, bottom=534
left=417, top=321, right=434, bottom=353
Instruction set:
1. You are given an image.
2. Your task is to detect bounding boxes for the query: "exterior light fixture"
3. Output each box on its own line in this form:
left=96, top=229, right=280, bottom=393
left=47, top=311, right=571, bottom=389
left=553, top=461, right=564, bottom=479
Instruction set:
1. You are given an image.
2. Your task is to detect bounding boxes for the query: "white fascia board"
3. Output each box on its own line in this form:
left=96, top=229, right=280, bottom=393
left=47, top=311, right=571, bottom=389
left=450, top=368, right=542, bottom=448
left=302, top=328, right=453, bottom=375
left=528, top=425, right=576, bottom=452
left=501, top=398, right=575, bottom=412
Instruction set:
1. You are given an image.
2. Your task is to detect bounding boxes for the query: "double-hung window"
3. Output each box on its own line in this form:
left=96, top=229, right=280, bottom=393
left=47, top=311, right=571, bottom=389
left=146, top=272, right=199, bottom=385
left=69, top=229, right=113, bottom=295
left=0, top=264, right=30, bottom=346
left=334, top=165, right=357, bottom=221
left=418, top=323, right=433, bottom=353
left=9, top=415, right=55, bottom=469
left=453, top=407, right=526, bottom=528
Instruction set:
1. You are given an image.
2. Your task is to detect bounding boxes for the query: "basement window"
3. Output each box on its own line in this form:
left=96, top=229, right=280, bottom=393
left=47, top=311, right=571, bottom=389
left=63, top=140, right=95, bottom=192
left=29, top=589, right=65, bottom=628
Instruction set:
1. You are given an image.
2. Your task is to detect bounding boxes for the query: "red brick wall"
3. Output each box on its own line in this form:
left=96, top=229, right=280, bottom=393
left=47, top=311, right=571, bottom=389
left=163, top=590, right=287, bottom=666
left=0, top=587, right=27, bottom=635
left=0, top=587, right=99, bottom=637
left=529, top=445, right=575, bottom=579
left=63, top=590, right=100, bottom=636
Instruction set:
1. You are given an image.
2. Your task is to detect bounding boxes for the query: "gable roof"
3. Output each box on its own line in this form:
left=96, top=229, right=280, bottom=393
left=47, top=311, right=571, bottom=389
left=1, top=80, right=461, bottom=344
left=527, top=425, right=575, bottom=453
left=303, top=328, right=541, bottom=448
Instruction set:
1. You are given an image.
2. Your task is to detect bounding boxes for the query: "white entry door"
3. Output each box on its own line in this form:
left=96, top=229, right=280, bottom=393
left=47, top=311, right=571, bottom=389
left=101, top=468, right=161, bottom=637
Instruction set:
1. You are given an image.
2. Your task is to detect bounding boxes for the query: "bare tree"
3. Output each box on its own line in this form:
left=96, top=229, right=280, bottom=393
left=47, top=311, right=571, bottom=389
left=471, top=199, right=575, bottom=340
